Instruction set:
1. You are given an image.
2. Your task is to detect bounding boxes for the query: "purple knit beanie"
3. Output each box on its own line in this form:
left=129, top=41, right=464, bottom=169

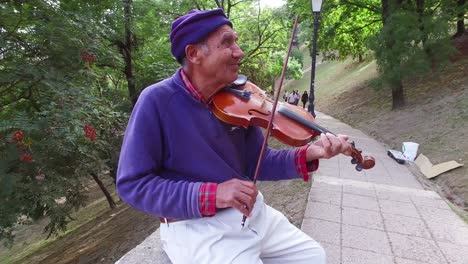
left=170, top=8, right=233, bottom=63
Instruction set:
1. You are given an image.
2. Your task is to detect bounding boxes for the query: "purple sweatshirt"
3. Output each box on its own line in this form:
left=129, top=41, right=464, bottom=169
left=117, top=68, right=302, bottom=220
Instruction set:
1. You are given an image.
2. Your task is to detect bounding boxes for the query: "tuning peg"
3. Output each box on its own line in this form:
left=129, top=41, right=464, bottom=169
left=355, top=164, right=363, bottom=171
left=350, top=157, right=357, bottom=164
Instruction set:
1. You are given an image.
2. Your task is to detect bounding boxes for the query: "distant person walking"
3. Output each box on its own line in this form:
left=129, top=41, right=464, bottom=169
left=283, top=91, right=290, bottom=102
left=293, top=90, right=300, bottom=105
left=301, top=91, right=308, bottom=109
left=288, top=90, right=298, bottom=105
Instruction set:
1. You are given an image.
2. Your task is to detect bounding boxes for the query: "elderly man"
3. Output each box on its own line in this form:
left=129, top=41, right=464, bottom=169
left=117, top=8, right=352, bottom=264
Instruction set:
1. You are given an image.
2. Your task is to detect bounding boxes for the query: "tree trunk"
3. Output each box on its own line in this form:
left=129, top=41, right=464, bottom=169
left=416, top=0, right=434, bottom=62
left=272, top=78, right=276, bottom=96
left=454, top=0, right=466, bottom=38
left=123, top=0, right=137, bottom=106
left=382, top=0, right=406, bottom=108
left=91, top=172, right=116, bottom=209
left=391, top=80, right=405, bottom=109
left=381, top=0, right=389, bottom=24
left=416, top=0, right=426, bottom=43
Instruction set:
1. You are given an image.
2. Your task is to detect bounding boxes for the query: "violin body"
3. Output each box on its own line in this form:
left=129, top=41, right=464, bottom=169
left=212, top=80, right=375, bottom=171
left=213, top=82, right=318, bottom=147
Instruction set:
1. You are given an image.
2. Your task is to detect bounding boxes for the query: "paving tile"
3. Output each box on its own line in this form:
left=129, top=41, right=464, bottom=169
left=316, top=166, right=340, bottom=178
left=381, top=161, right=407, bottom=172
left=301, top=218, right=341, bottom=246
left=379, top=199, right=419, bottom=218
left=321, top=242, right=341, bottom=264
left=342, top=207, right=384, bottom=230
left=311, top=180, right=342, bottom=192
left=342, top=247, right=394, bottom=264
left=376, top=190, right=412, bottom=203
left=410, top=196, right=451, bottom=210
left=382, top=213, right=432, bottom=239
left=395, top=257, right=432, bottom=264
left=417, top=206, right=467, bottom=227
left=343, top=193, right=380, bottom=211
left=365, top=165, right=390, bottom=178
left=370, top=176, right=397, bottom=186
left=390, top=169, right=417, bottom=179
left=388, top=232, right=447, bottom=264
left=318, top=176, right=372, bottom=189
left=437, top=242, right=468, bottom=264
left=319, top=158, right=339, bottom=169
left=304, top=202, right=341, bottom=223
left=343, top=185, right=376, bottom=197
left=309, top=188, right=342, bottom=206
left=341, top=170, right=368, bottom=181
left=342, top=225, right=392, bottom=254
left=392, top=177, right=422, bottom=189
left=425, top=221, right=468, bottom=246
left=379, top=162, right=403, bottom=174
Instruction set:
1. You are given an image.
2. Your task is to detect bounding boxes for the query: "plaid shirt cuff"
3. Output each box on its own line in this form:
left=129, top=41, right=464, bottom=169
left=294, top=145, right=319, bottom=182
left=199, top=183, right=217, bottom=217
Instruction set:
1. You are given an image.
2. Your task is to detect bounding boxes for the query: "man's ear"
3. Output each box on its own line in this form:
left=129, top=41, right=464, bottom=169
left=185, top=45, right=202, bottom=64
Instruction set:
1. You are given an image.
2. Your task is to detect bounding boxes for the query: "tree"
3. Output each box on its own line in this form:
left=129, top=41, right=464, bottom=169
left=289, top=0, right=381, bottom=61
left=370, top=0, right=455, bottom=108
left=450, top=0, right=467, bottom=38
left=234, top=4, right=302, bottom=90
left=0, top=0, right=127, bottom=246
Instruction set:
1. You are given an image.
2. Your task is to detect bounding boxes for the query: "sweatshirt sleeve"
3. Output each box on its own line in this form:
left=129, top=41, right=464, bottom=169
left=244, top=127, right=306, bottom=181
left=116, top=89, right=202, bottom=220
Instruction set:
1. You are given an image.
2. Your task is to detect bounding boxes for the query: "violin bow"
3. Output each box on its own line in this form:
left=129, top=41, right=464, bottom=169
left=241, top=15, right=300, bottom=227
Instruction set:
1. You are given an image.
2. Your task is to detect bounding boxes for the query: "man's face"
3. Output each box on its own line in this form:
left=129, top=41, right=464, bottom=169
left=197, top=25, right=244, bottom=88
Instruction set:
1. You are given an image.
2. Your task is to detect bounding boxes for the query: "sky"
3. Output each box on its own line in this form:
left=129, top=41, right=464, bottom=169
left=260, top=0, right=286, bottom=8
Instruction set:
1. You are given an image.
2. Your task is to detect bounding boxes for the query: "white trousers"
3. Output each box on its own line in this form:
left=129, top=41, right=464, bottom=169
left=160, top=192, right=325, bottom=264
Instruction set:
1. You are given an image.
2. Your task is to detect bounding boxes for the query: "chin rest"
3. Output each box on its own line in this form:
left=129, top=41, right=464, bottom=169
left=227, top=74, right=247, bottom=89
left=223, top=74, right=250, bottom=100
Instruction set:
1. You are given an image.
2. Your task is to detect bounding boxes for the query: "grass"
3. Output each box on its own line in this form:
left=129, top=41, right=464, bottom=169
left=0, top=193, right=118, bottom=264
left=284, top=57, right=378, bottom=104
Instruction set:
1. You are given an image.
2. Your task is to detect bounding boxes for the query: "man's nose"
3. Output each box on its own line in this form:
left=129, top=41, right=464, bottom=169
left=232, top=44, right=244, bottom=59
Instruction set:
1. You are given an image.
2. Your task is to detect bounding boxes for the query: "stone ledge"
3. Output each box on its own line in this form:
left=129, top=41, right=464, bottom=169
left=115, top=230, right=171, bottom=264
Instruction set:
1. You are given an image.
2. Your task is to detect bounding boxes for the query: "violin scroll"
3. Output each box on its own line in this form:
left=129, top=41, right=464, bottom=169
left=349, top=142, right=375, bottom=171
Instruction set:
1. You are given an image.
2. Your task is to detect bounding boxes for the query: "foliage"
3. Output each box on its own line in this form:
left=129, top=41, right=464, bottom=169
left=269, top=51, right=303, bottom=80
left=234, top=4, right=302, bottom=89
left=320, top=0, right=381, bottom=61
left=369, top=1, right=456, bottom=90
left=0, top=99, right=127, bottom=245
left=0, top=0, right=128, bottom=245
left=130, top=0, right=180, bottom=91
left=288, top=0, right=381, bottom=61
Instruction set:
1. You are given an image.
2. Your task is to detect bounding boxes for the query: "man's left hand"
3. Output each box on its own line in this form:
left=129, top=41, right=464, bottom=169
left=306, top=133, right=353, bottom=161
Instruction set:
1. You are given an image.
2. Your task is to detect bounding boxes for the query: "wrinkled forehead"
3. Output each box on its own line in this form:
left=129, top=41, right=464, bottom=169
left=204, top=25, right=238, bottom=43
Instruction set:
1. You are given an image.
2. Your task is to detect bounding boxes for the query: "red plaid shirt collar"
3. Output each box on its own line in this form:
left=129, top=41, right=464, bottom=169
left=180, top=69, right=209, bottom=105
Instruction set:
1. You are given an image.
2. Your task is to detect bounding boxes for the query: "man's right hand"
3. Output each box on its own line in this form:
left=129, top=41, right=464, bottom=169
left=216, top=178, right=258, bottom=217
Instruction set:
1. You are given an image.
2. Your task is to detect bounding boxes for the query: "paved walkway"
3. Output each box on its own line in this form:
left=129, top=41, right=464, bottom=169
left=116, top=112, right=468, bottom=264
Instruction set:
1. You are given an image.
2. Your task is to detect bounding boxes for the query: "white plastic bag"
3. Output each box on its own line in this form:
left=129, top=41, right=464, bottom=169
left=402, top=142, right=419, bottom=162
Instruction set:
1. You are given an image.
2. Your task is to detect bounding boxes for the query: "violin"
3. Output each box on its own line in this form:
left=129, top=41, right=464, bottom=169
left=212, top=76, right=375, bottom=171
